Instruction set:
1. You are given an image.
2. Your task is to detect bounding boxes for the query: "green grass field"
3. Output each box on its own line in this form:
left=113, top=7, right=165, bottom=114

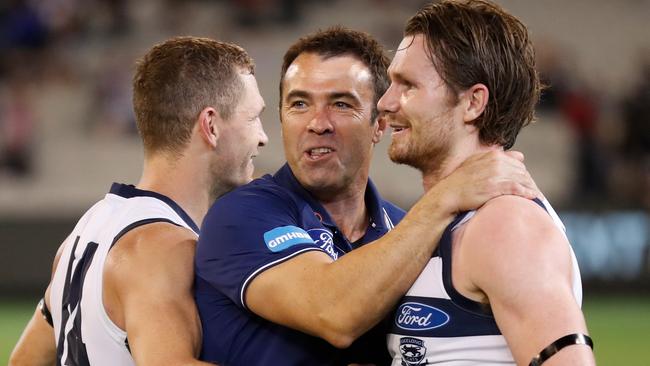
left=2, top=295, right=648, bottom=364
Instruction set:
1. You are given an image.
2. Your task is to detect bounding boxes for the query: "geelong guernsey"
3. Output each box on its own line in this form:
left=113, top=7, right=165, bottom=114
left=195, top=163, right=406, bottom=366
left=49, top=183, right=199, bottom=366
left=387, top=198, right=583, bottom=366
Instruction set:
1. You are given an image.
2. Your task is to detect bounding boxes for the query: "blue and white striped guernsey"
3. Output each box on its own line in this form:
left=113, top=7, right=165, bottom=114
left=49, top=183, right=199, bottom=366
left=386, top=198, right=583, bottom=366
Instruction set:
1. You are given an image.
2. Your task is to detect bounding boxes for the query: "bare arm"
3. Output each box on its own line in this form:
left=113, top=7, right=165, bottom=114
left=105, top=223, right=214, bottom=366
left=246, top=150, right=539, bottom=348
left=463, top=196, right=595, bottom=366
left=9, top=289, right=57, bottom=366
left=9, top=240, right=67, bottom=366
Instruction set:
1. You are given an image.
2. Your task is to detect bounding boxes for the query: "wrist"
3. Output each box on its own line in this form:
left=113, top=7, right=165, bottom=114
left=408, top=187, right=455, bottom=229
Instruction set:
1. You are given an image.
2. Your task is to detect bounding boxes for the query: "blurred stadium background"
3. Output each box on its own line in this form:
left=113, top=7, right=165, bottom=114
left=1, top=0, right=648, bottom=364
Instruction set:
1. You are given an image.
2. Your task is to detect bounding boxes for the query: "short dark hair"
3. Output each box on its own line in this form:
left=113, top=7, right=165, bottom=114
left=405, top=0, right=541, bottom=149
left=133, top=36, right=254, bottom=156
left=280, top=26, right=390, bottom=122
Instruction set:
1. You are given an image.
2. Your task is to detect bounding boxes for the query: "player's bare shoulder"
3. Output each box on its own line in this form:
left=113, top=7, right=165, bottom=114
left=108, top=222, right=197, bottom=262
left=464, top=195, right=564, bottom=250
left=103, top=222, right=198, bottom=326
left=460, top=195, right=573, bottom=292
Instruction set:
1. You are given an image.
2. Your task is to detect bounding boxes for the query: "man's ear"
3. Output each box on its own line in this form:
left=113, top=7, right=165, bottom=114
left=198, top=107, right=220, bottom=148
left=462, top=83, right=489, bottom=123
left=372, top=114, right=387, bottom=144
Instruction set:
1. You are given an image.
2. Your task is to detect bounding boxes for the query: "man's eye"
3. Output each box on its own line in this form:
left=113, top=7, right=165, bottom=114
left=334, top=101, right=351, bottom=109
left=290, top=101, right=306, bottom=108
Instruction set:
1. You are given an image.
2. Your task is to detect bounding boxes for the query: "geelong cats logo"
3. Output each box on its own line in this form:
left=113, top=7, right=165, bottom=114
left=399, top=337, right=427, bottom=366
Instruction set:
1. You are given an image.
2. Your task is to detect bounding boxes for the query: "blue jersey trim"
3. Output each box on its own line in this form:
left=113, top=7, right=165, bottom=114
left=440, top=197, right=552, bottom=316
left=109, top=183, right=200, bottom=234
left=391, top=296, right=501, bottom=337
left=109, top=218, right=181, bottom=251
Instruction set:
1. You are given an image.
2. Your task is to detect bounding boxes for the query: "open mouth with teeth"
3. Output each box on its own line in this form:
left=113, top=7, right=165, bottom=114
left=306, top=147, right=334, bottom=160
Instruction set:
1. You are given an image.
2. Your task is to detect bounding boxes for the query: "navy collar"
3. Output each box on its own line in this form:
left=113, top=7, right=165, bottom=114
left=108, top=183, right=200, bottom=234
left=272, top=163, right=391, bottom=233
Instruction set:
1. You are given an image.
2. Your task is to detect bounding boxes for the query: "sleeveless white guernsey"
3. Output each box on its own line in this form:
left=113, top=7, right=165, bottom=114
left=387, top=198, right=582, bottom=366
left=49, top=183, right=199, bottom=366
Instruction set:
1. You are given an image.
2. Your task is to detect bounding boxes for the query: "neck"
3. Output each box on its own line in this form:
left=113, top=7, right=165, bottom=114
left=318, top=184, right=369, bottom=243
left=137, top=153, right=212, bottom=228
left=422, top=143, right=502, bottom=192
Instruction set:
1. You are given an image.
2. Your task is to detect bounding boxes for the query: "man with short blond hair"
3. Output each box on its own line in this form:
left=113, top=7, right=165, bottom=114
left=10, top=36, right=268, bottom=366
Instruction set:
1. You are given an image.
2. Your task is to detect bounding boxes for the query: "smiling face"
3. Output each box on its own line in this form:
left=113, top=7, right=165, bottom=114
left=378, top=34, right=466, bottom=176
left=280, top=52, right=383, bottom=197
left=211, top=72, right=268, bottom=197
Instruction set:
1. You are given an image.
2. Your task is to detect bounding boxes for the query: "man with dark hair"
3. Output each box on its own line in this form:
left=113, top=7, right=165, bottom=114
left=10, top=36, right=268, bottom=366
left=378, top=1, right=595, bottom=365
left=195, top=26, right=539, bottom=365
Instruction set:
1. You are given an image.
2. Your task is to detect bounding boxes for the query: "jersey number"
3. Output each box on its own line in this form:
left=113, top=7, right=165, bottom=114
left=56, top=236, right=98, bottom=366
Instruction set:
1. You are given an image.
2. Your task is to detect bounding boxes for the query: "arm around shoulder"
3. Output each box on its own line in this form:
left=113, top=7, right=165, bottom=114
left=462, top=196, right=595, bottom=366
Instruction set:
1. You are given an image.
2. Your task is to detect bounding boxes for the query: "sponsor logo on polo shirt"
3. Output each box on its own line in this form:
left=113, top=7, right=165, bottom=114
left=307, top=228, right=339, bottom=260
left=396, top=302, right=449, bottom=331
left=263, top=226, right=314, bottom=252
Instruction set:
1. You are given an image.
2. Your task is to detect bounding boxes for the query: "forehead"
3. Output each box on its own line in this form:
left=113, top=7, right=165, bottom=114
left=282, top=53, right=374, bottom=98
left=388, top=34, right=440, bottom=83
left=237, top=73, right=264, bottom=109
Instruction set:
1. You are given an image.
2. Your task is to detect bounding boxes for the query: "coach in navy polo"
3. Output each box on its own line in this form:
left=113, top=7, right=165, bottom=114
left=194, top=27, right=538, bottom=365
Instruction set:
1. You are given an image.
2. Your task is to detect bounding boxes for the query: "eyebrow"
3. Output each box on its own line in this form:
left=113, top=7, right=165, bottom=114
left=388, top=70, right=412, bottom=84
left=329, top=92, right=359, bottom=103
left=285, top=90, right=310, bottom=101
left=285, top=89, right=361, bottom=105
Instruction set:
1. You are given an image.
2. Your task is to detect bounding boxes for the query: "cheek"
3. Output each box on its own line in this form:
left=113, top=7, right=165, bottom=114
left=347, top=125, right=375, bottom=155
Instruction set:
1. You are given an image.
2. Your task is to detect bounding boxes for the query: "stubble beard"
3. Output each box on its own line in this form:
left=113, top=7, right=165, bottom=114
left=388, top=121, right=453, bottom=178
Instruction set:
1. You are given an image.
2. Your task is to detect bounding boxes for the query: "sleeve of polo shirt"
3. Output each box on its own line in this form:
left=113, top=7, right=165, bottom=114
left=195, top=185, right=326, bottom=309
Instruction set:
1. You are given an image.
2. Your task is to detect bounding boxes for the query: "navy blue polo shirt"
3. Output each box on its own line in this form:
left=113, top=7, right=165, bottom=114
left=195, top=163, right=405, bottom=366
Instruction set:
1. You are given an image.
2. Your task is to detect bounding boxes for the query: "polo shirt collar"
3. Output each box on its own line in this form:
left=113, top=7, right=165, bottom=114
left=273, top=163, right=391, bottom=233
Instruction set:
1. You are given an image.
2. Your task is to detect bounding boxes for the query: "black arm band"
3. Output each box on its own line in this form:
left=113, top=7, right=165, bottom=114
left=38, top=298, right=54, bottom=327
left=529, top=333, right=593, bottom=366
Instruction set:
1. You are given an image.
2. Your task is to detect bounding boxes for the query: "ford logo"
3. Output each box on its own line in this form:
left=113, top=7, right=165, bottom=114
left=395, top=302, right=449, bottom=331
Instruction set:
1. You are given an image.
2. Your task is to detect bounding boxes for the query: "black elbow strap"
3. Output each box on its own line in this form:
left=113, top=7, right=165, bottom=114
left=39, top=298, right=54, bottom=327
left=529, top=333, right=593, bottom=366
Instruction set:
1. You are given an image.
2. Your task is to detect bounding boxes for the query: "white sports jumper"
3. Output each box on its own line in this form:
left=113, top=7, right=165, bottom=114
left=387, top=198, right=582, bottom=366
left=49, top=183, right=199, bottom=366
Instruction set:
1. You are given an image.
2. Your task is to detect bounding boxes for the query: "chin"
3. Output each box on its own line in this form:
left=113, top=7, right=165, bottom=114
left=388, top=145, right=409, bottom=164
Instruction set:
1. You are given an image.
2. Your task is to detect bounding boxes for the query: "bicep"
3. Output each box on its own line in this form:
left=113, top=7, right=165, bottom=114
left=108, top=225, right=202, bottom=365
left=487, top=262, right=588, bottom=365
left=245, top=250, right=334, bottom=334
left=467, top=198, right=591, bottom=365
left=196, top=189, right=314, bottom=307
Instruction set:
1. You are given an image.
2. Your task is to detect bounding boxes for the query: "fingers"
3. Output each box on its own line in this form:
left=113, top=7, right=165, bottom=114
left=504, top=150, right=525, bottom=162
left=499, top=179, right=538, bottom=200
left=423, top=149, right=541, bottom=215
left=493, top=163, right=540, bottom=200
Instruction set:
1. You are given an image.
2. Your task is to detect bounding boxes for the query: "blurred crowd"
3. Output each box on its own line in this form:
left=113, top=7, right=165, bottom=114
left=536, top=41, right=650, bottom=209
left=1, top=0, right=649, bottom=210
